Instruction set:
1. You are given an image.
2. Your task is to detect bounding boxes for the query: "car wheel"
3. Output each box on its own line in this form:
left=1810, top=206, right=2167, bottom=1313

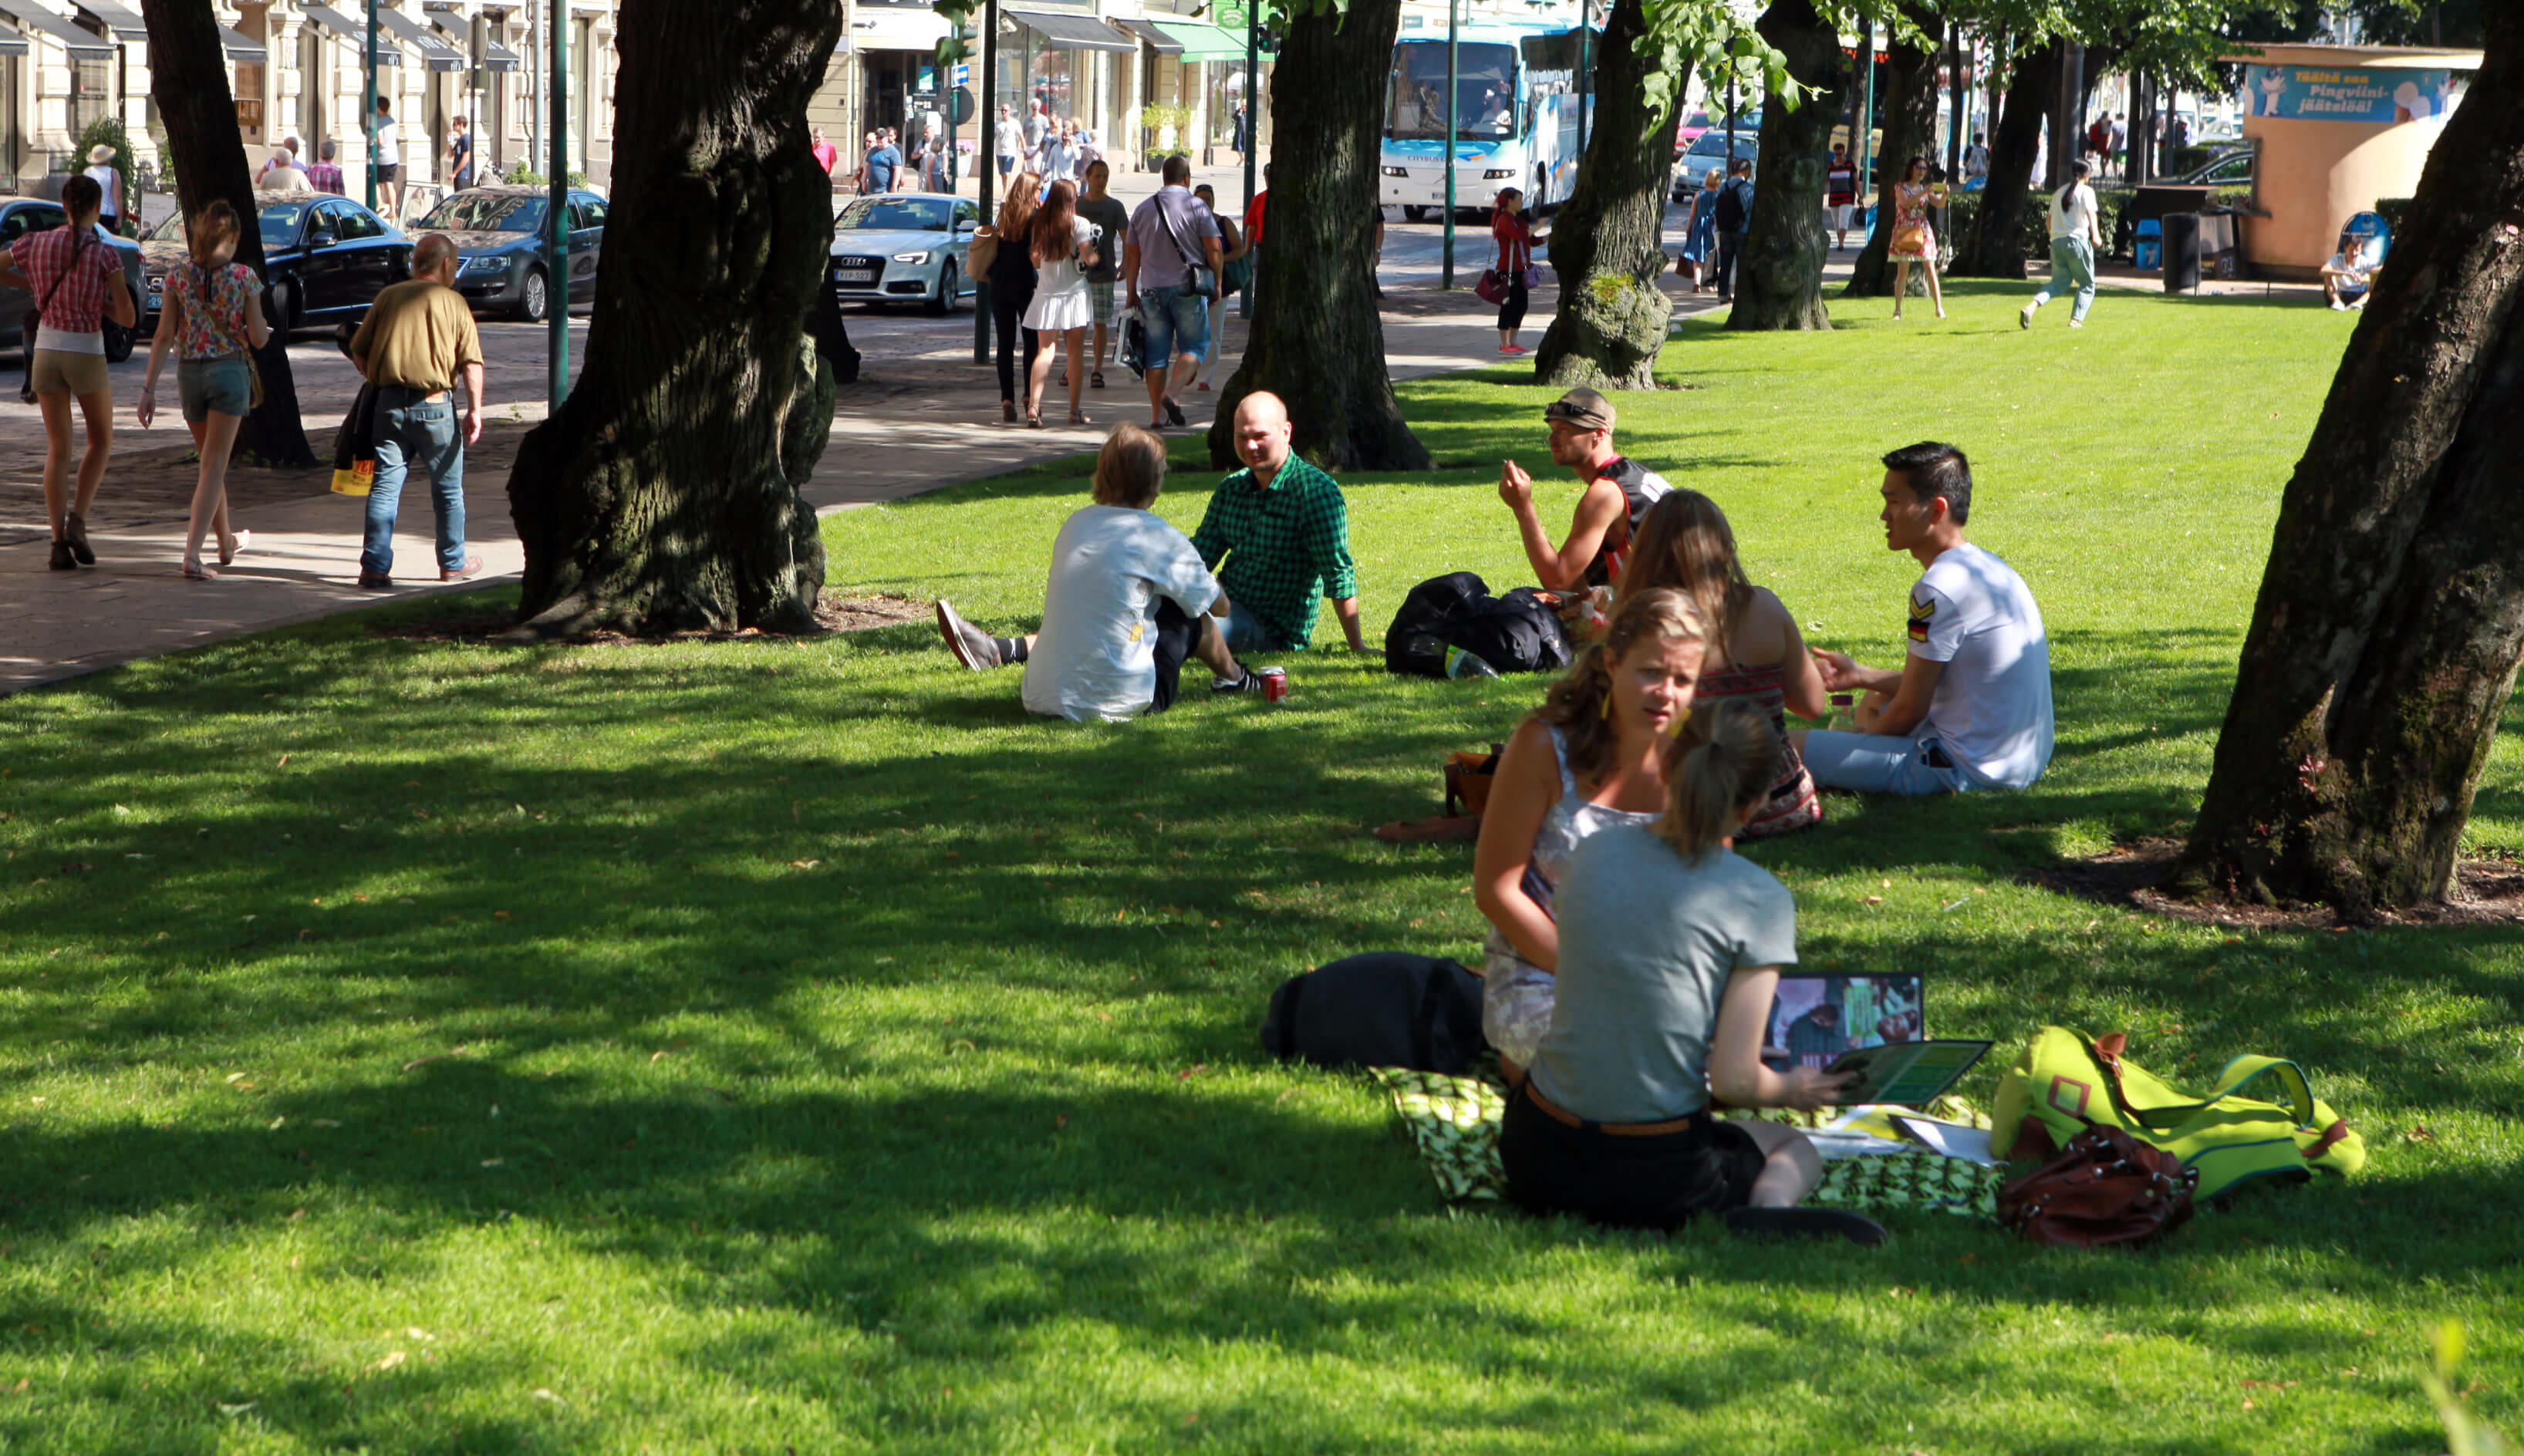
left=102, top=320, right=135, bottom=364
left=518, top=268, right=549, bottom=324
left=926, top=261, right=959, bottom=316
left=1403, top=205, right=1428, bottom=223
left=267, top=281, right=299, bottom=335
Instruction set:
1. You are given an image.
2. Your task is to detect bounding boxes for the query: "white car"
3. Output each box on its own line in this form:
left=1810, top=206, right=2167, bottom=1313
left=829, top=195, right=981, bottom=314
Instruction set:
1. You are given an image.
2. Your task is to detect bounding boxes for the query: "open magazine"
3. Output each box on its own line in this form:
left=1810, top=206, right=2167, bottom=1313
left=1825, top=1039, right=1995, bottom=1108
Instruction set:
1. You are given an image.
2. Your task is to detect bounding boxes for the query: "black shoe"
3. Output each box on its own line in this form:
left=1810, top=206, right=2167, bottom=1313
left=64, top=511, right=95, bottom=565
left=49, top=540, right=76, bottom=571
left=1163, top=397, right=1187, bottom=428
left=1723, top=1206, right=1889, bottom=1247
left=1211, top=666, right=1262, bottom=694
left=357, top=571, right=395, bottom=589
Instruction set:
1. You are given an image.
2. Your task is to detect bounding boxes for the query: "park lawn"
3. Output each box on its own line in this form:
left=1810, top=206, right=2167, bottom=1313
left=2, top=279, right=2520, bottom=1454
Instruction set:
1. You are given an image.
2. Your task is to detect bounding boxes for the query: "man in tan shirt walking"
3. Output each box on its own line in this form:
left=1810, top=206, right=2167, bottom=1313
left=349, top=234, right=486, bottom=587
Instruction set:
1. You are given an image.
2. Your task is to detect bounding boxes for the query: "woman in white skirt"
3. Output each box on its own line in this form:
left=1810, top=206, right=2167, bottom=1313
left=1020, top=178, right=1098, bottom=428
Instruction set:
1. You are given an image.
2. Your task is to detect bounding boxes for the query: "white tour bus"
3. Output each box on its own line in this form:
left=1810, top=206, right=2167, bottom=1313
left=1380, top=22, right=1598, bottom=221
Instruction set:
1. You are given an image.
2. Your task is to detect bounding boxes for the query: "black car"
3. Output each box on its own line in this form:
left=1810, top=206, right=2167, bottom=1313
left=0, top=198, right=147, bottom=361
left=140, top=192, right=413, bottom=335
left=416, top=186, right=606, bottom=322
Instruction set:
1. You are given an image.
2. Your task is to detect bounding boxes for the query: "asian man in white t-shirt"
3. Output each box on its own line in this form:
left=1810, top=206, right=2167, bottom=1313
left=1793, top=443, right=2054, bottom=795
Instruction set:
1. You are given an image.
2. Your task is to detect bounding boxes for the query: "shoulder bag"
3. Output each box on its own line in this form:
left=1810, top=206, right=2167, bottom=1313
left=19, top=224, right=90, bottom=404
left=1156, top=196, right=1216, bottom=297
left=965, top=223, right=1000, bottom=281
left=1997, top=1121, right=2197, bottom=1248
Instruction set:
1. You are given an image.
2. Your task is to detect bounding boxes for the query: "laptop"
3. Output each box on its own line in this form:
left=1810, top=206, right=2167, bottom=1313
left=1760, top=972, right=1991, bottom=1107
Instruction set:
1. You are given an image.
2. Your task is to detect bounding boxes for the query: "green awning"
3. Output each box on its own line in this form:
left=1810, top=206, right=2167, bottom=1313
left=1149, top=19, right=1250, bottom=62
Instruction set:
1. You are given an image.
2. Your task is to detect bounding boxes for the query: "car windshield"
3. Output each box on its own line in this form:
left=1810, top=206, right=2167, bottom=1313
left=420, top=194, right=548, bottom=233
left=259, top=201, right=314, bottom=246
left=1387, top=42, right=1518, bottom=141
left=837, top=197, right=954, bottom=232
left=1687, top=133, right=1756, bottom=158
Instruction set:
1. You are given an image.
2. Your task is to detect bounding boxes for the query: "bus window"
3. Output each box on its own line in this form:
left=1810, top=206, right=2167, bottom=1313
left=1386, top=40, right=1518, bottom=141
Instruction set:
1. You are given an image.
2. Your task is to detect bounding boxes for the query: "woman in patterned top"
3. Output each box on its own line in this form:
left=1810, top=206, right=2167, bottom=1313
left=137, top=201, right=270, bottom=580
left=1888, top=156, right=1952, bottom=321
left=1620, top=490, right=1824, bottom=838
left=0, top=174, right=134, bottom=571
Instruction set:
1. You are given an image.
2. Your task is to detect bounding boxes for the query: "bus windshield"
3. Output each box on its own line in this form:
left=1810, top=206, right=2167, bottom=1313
left=1386, top=41, right=1517, bottom=141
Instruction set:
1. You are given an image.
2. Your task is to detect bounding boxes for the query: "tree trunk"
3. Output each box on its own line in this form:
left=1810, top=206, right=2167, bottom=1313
left=1532, top=0, right=1677, bottom=390
left=1727, top=0, right=1851, bottom=331
left=138, top=0, right=317, bottom=467
left=1208, top=0, right=1427, bottom=470
left=1952, top=37, right=2057, bottom=280
left=2177, top=7, right=2524, bottom=918
left=1844, top=1, right=1942, bottom=297
left=506, top=0, right=842, bottom=636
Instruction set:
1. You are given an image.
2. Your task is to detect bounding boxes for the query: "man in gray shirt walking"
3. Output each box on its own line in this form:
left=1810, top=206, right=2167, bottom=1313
left=1121, top=154, right=1223, bottom=430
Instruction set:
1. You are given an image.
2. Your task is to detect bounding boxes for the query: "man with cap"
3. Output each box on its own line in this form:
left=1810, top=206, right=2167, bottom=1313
left=1497, top=387, right=1674, bottom=592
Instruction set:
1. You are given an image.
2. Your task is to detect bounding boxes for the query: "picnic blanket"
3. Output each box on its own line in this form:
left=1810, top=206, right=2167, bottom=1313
left=1372, top=1067, right=2006, bottom=1220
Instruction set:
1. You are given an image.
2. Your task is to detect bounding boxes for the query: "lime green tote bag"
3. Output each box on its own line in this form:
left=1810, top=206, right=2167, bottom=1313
left=1990, top=1026, right=2366, bottom=1202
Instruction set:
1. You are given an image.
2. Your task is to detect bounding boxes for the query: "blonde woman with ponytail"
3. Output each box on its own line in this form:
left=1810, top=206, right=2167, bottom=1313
left=1473, top=588, right=1711, bottom=1080
left=138, top=198, right=268, bottom=579
left=1499, top=699, right=1886, bottom=1245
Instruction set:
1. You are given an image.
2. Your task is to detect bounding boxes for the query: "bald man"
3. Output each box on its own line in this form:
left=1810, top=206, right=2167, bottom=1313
left=348, top=233, right=487, bottom=588
left=1187, top=392, right=1365, bottom=653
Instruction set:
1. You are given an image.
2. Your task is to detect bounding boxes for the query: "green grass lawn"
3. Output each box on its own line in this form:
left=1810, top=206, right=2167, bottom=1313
left=5, top=280, right=2519, bottom=1453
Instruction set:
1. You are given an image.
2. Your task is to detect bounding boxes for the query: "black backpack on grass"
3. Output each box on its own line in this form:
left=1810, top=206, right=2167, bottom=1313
left=1384, top=571, right=1490, bottom=677
left=1452, top=588, right=1571, bottom=676
left=1260, top=953, right=1487, bottom=1074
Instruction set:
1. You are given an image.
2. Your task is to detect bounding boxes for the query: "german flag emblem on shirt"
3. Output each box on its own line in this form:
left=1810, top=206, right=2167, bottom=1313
left=1907, top=593, right=1935, bottom=643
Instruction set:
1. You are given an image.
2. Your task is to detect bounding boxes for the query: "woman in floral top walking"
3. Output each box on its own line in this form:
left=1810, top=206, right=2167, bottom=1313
left=1888, top=157, right=1952, bottom=322
left=137, top=201, right=270, bottom=579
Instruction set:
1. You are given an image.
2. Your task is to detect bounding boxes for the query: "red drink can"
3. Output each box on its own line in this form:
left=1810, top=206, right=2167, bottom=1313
left=1258, top=667, right=1288, bottom=702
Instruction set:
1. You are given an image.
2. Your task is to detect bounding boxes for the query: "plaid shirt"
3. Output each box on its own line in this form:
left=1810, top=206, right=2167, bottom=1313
left=1189, top=455, right=1358, bottom=649
left=307, top=160, right=346, bottom=195
left=11, top=225, right=120, bottom=335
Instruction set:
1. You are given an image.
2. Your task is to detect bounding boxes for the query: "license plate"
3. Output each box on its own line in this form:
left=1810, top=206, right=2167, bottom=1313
left=835, top=268, right=874, bottom=283
left=147, top=277, right=163, bottom=295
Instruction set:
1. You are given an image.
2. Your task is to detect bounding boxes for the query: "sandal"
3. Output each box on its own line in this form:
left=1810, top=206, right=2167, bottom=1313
left=1068, top=410, right=1087, bottom=426
left=218, top=528, right=253, bottom=567
left=1026, top=413, right=1043, bottom=429
left=1090, top=370, right=1105, bottom=389
left=1002, top=401, right=1017, bottom=423
left=181, top=559, right=218, bottom=581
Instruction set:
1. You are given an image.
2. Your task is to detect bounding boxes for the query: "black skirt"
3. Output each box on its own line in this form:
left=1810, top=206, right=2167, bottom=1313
left=1499, top=1088, right=1766, bottom=1231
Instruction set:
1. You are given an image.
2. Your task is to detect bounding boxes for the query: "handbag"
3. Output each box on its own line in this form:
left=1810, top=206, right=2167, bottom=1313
left=1996, top=1121, right=2198, bottom=1248
left=1443, top=747, right=1503, bottom=817
left=1473, top=268, right=1510, bottom=305
left=1891, top=220, right=1928, bottom=255
left=965, top=223, right=1000, bottom=281
left=1520, top=265, right=1544, bottom=288
left=1989, top=1026, right=2367, bottom=1202
left=19, top=224, right=90, bottom=404
left=330, top=382, right=379, bottom=495
left=1115, top=304, right=1147, bottom=376
left=1156, top=197, right=1216, bottom=296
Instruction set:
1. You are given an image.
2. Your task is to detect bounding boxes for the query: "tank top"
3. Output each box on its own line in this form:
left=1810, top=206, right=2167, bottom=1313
left=1481, top=724, right=1662, bottom=980
left=1696, top=659, right=1823, bottom=838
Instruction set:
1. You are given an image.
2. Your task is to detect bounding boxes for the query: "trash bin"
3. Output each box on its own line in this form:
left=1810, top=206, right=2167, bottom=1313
left=2162, top=211, right=2202, bottom=294
left=2134, top=217, right=2162, bottom=271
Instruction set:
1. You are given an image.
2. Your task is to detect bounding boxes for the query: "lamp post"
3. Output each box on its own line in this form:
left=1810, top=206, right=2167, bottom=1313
left=363, top=0, right=379, bottom=210
left=1439, top=0, right=1456, bottom=289
left=973, top=0, right=998, bottom=364
left=547, top=5, right=568, bottom=406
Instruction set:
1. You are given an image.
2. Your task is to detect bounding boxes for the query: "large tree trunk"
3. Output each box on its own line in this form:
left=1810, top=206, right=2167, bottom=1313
left=1844, top=1, right=1942, bottom=297
left=138, top=0, right=317, bottom=467
left=1952, top=38, right=2057, bottom=280
left=1531, top=0, right=1676, bottom=390
left=1727, top=0, right=1851, bottom=331
left=1209, top=0, right=1427, bottom=470
left=506, top=0, right=841, bottom=635
left=2177, top=7, right=2524, bottom=918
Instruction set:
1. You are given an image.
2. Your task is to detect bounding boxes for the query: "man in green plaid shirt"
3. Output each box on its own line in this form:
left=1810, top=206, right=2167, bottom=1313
left=1189, top=393, right=1366, bottom=655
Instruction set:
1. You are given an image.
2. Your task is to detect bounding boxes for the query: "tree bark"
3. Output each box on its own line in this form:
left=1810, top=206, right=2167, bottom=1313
left=1727, top=0, right=1851, bottom=331
left=2177, top=6, right=2524, bottom=918
left=1844, top=1, right=1942, bottom=297
left=1209, top=0, right=1427, bottom=470
left=506, top=0, right=842, bottom=636
left=1952, top=37, right=2057, bottom=280
left=138, top=0, right=317, bottom=467
left=1532, top=0, right=1677, bottom=390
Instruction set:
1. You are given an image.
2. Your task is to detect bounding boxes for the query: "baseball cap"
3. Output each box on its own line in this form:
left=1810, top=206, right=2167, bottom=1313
left=1544, top=387, right=1615, bottom=433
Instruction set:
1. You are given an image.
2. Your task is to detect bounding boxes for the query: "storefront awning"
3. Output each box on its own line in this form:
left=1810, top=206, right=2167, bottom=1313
left=218, top=24, right=267, bottom=62
left=1149, top=19, right=1248, bottom=61
left=1112, top=18, right=1180, bottom=53
left=1006, top=8, right=1132, bottom=52
left=0, top=26, right=24, bottom=56
left=374, top=6, right=465, bottom=69
left=69, top=0, right=146, bottom=41
left=300, top=3, right=404, bottom=65
left=849, top=3, right=949, bottom=52
left=0, top=0, right=113, bottom=57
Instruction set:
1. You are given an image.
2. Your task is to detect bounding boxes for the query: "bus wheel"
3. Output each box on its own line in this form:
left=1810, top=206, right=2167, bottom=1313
left=1402, top=205, right=1427, bottom=223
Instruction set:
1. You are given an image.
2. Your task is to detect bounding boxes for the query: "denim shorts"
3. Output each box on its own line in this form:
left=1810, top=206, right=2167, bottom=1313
left=178, top=354, right=253, bottom=421
left=1140, top=284, right=1209, bottom=365
left=1800, top=729, right=1977, bottom=797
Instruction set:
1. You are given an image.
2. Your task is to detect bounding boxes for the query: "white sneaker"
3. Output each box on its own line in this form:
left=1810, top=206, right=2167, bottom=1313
left=933, top=599, right=1001, bottom=670
left=2019, top=303, right=2036, bottom=329
left=2330, top=299, right=2346, bottom=311
left=2068, top=319, right=2084, bottom=329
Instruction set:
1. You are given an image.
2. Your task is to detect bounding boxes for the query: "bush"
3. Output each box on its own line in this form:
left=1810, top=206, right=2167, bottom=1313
left=1942, top=185, right=2136, bottom=266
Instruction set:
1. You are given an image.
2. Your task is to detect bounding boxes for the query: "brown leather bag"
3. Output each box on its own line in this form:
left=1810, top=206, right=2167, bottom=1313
left=1997, top=1121, right=2198, bottom=1249
left=1443, top=747, right=1502, bottom=818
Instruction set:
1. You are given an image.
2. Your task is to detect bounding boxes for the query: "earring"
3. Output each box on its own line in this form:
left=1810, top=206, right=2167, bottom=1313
left=1600, top=686, right=1615, bottom=721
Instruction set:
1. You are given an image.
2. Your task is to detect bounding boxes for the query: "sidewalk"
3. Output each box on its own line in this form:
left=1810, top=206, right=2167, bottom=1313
left=5, top=265, right=1708, bottom=696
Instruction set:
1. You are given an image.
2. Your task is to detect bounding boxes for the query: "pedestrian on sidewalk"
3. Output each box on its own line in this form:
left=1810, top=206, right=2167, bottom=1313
left=1712, top=159, right=1753, bottom=302
left=1189, top=184, right=1247, bottom=391
left=1122, top=154, right=1223, bottom=431
left=2020, top=160, right=2101, bottom=331
left=370, top=96, right=402, bottom=220
left=1021, top=179, right=1098, bottom=428
left=1824, top=143, right=1858, bottom=251
left=1078, top=160, right=1129, bottom=390
left=346, top=234, right=486, bottom=588
left=989, top=174, right=1043, bottom=424
left=1675, top=169, right=1719, bottom=292
left=1493, top=187, right=1545, bottom=355
left=0, top=174, right=133, bottom=571
left=82, top=144, right=125, bottom=236
left=1239, top=166, right=1269, bottom=318
left=307, top=140, right=346, bottom=196
left=994, top=105, right=1024, bottom=180
left=137, top=200, right=269, bottom=580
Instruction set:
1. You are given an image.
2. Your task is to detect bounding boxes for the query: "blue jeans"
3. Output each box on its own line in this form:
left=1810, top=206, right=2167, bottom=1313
left=1800, top=730, right=1977, bottom=797
left=361, top=386, right=467, bottom=576
left=1219, top=599, right=1288, bottom=655
left=2033, top=236, right=2097, bottom=322
left=1140, top=284, right=1209, bottom=367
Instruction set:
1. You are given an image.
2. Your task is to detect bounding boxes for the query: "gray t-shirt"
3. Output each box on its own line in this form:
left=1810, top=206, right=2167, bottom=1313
left=1126, top=186, right=1220, bottom=292
left=1528, top=825, right=1797, bottom=1124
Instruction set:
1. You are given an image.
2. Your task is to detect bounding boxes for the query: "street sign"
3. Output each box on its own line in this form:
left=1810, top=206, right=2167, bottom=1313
left=951, top=85, right=975, bottom=126
left=953, top=62, right=971, bottom=87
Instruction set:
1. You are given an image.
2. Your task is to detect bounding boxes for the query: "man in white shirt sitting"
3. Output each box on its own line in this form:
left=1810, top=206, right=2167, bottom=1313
left=1794, top=442, right=2053, bottom=795
left=2321, top=232, right=2378, bottom=312
left=930, top=423, right=1265, bottom=721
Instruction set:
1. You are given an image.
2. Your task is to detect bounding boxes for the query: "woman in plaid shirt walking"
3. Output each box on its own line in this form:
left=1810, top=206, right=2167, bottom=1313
left=0, top=174, right=135, bottom=570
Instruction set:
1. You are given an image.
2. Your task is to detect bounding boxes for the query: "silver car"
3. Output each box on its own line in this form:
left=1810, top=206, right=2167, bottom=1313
left=1, top=198, right=146, bottom=361
left=830, top=195, right=980, bottom=314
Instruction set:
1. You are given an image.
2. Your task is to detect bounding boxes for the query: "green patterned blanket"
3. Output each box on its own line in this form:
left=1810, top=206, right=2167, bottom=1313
left=1371, top=1067, right=2006, bottom=1221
